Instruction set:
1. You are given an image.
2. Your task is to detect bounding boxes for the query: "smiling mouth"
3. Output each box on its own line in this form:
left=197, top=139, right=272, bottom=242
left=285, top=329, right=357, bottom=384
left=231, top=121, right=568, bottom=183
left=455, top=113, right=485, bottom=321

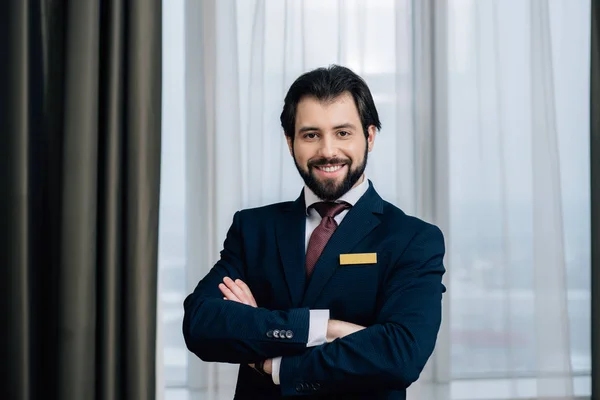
left=314, top=164, right=345, bottom=173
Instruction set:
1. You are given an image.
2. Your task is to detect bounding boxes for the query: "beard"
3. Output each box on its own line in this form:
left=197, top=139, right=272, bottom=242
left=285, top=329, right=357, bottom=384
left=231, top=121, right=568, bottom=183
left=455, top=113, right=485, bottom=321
left=293, top=146, right=368, bottom=202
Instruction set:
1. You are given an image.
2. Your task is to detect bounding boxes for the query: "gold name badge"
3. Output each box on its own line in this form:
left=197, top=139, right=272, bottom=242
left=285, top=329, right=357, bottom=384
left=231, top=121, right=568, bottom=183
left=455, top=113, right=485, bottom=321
left=339, top=253, right=377, bottom=265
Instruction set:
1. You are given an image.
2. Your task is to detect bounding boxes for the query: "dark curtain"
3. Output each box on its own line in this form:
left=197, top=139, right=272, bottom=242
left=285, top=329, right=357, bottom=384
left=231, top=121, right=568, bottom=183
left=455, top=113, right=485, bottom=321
left=592, top=0, right=600, bottom=398
left=0, top=1, right=162, bottom=400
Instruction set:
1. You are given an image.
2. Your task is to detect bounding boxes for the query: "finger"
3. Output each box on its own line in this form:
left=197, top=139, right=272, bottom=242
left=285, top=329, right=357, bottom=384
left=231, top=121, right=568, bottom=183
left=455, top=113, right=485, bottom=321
left=219, top=283, right=239, bottom=300
left=264, top=359, right=272, bottom=374
left=219, top=280, right=234, bottom=293
left=235, top=279, right=253, bottom=298
left=219, top=283, right=242, bottom=302
left=235, top=279, right=257, bottom=306
left=223, top=277, right=250, bottom=305
left=223, top=277, right=245, bottom=297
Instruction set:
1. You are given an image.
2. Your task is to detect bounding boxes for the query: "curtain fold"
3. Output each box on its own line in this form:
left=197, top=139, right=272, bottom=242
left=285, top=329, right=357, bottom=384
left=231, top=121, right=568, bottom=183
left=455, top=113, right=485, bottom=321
left=0, top=1, right=31, bottom=399
left=591, top=0, right=600, bottom=396
left=0, top=1, right=162, bottom=399
left=530, top=0, right=573, bottom=396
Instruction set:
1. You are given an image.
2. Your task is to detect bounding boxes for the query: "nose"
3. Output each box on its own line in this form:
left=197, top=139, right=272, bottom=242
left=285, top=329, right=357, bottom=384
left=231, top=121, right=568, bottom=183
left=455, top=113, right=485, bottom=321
left=318, top=135, right=337, bottom=159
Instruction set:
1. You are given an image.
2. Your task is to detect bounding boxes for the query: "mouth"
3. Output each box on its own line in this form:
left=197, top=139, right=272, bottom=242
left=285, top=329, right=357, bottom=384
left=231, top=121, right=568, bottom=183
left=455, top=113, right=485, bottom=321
left=312, top=164, right=347, bottom=178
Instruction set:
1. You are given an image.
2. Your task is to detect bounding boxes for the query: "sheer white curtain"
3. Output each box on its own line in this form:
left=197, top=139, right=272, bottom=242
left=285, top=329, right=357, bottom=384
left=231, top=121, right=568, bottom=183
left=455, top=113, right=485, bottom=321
left=158, top=0, right=591, bottom=399
left=442, top=0, right=590, bottom=398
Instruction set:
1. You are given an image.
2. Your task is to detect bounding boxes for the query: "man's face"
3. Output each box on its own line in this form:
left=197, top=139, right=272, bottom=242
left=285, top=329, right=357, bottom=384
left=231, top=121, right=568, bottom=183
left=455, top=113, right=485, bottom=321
left=287, top=92, right=376, bottom=201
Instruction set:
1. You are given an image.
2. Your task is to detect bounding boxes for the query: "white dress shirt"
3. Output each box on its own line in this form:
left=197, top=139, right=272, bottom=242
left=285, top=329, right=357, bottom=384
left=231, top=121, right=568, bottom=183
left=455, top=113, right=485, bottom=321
left=271, top=175, right=370, bottom=384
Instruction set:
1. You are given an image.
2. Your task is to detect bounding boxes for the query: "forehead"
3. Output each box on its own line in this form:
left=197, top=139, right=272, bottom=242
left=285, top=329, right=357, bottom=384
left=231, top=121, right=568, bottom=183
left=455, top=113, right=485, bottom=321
left=295, top=92, right=361, bottom=129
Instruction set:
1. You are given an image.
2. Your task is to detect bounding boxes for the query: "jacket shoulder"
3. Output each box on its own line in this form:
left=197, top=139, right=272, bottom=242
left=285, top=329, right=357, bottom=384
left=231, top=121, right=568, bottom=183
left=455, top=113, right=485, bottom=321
left=235, top=201, right=295, bottom=221
left=380, top=200, right=444, bottom=237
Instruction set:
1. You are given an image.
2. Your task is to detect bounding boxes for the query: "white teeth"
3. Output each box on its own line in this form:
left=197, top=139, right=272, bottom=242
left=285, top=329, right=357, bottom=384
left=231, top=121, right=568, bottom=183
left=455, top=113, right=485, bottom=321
left=319, top=165, right=343, bottom=173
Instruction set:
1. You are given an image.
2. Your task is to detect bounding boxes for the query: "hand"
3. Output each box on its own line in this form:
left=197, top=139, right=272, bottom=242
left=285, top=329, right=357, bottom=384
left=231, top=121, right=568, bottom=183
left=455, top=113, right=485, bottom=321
left=219, top=277, right=257, bottom=307
left=326, top=320, right=366, bottom=342
left=263, top=358, right=273, bottom=374
left=218, top=278, right=270, bottom=374
left=248, top=358, right=273, bottom=375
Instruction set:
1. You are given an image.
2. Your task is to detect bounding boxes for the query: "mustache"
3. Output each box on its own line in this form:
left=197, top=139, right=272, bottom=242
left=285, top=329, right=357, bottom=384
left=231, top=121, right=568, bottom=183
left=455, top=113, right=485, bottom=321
left=308, top=157, right=350, bottom=168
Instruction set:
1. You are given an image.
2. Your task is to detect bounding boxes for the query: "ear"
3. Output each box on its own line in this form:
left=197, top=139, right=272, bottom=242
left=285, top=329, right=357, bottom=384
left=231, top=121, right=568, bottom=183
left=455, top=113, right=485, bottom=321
left=366, top=125, right=377, bottom=152
left=286, top=135, right=294, bottom=156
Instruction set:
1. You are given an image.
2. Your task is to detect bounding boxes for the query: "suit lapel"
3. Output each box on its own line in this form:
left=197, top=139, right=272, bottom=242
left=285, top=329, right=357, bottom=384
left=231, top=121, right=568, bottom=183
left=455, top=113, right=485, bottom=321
left=301, top=183, right=384, bottom=307
left=276, top=191, right=306, bottom=307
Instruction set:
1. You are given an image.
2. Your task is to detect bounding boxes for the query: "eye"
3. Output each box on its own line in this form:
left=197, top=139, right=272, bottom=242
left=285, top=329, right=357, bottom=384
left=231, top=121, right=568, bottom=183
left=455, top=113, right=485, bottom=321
left=337, top=130, right=351, bottom=137
left=303, top=132, right=318, bottom=140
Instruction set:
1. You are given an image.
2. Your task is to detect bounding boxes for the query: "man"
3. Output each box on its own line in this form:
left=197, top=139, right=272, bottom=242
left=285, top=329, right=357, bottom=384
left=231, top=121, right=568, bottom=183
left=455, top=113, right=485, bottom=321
left=182, top=65, right=446, bottom=399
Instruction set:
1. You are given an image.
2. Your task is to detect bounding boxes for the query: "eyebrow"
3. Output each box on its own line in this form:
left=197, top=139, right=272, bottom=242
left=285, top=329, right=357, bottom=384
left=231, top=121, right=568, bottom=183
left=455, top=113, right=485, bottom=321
left=332, top=123, right=357, bottom=131
left=298, top=126, right=320, bottom=133
left=298, top=123, right=357, bottom=133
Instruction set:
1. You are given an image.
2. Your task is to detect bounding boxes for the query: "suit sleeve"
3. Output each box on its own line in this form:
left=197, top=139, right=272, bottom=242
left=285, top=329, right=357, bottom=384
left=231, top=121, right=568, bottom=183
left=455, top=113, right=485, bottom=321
left=182, top=211, right=311, bottom=364
left=278, top=225, right=446, bottom=396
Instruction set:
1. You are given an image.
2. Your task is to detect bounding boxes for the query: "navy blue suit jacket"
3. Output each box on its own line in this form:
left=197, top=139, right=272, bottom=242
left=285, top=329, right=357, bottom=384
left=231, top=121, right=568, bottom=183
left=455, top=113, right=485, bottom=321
left=183, top=181, right=446, bottom=399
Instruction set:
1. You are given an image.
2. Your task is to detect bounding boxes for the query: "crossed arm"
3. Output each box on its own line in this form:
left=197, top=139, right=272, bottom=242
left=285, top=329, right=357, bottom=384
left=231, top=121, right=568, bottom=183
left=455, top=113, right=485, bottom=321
left=182, top=211, right=446, bottom=396
left=218, top=276, right=365, bottom=375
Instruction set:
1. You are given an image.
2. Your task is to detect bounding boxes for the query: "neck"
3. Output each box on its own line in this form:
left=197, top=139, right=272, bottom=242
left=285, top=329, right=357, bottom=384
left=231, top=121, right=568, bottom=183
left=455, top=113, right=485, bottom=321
left=352, top=174, right=365, bottom=189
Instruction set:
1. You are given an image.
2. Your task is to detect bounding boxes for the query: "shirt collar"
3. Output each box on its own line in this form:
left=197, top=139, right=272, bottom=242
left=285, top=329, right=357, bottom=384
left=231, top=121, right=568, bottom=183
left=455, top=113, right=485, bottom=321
left=303, top=174, right=369, bottom=215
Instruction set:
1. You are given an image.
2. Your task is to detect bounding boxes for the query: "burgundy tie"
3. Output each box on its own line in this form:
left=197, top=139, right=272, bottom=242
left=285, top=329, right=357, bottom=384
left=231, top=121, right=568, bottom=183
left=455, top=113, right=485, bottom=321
left=305, top=202, right=351, bottom=279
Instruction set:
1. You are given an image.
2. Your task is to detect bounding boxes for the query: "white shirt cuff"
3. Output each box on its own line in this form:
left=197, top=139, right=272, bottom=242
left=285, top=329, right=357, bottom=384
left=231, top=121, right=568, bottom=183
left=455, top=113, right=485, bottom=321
left=271, top=357, right=282, bottom=385
left=307, top=309, right=329, bottom=347
left=272, top=310, right=329, bottom=385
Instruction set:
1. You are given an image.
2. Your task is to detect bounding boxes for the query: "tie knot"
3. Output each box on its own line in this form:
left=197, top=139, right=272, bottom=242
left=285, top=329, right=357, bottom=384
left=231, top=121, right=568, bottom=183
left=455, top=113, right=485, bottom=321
left=312, top=201, right=351, bottom=219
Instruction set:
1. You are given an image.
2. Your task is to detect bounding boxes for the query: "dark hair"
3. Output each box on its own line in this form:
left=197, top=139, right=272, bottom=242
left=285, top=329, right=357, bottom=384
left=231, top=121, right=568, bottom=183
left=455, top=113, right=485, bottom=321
left=280, top=65, right=382, bottom=139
